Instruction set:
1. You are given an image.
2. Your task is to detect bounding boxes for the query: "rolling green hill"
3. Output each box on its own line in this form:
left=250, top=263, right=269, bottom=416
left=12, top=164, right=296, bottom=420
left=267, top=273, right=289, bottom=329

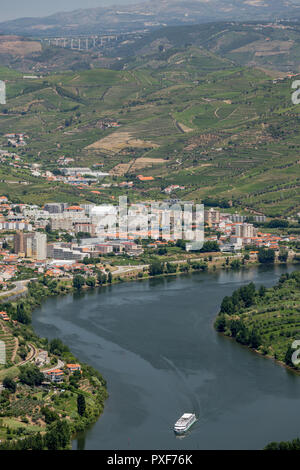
left=0, top=42, right=299, bottom=215
left=4, top=22, right=300, bottom=74
left=1, top=0, right=300, bottom=37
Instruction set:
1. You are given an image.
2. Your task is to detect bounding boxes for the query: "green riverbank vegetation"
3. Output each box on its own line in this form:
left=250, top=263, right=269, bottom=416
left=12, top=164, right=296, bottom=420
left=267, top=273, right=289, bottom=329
left=0, top=280, right=108, bottom=450
left=214, top=271, right=300, bottom=367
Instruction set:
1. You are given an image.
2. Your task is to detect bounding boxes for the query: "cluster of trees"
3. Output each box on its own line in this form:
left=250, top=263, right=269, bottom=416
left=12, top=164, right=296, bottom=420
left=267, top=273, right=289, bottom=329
left=278, top=250, right=288, bottom=262
left=15, top=302, right=31, bottom=325
left=215, top=282, right=264, bottom=349
left=202, top=198, right=231, bottom=208
left=2, top=279, right=71, bottom=325
left=19, top=364, right=44, bottom=387
left=258, top=248, right=275, bottom=264
left=191, top=262, right=208, bottom=271
left=97, top=271, right=112, bottom=285
left=230, top=259, right=241, bottom=269
left=266, top=219, right=289, bottom=228
left=175, top=240, right=220, bottom=253
left=82, top=256, right=102, bottom=265
left=2, top=377, right=16, bottom=393
left=0, top=419, right=71, bottom=450
left=41, top=406, right=59, bottom=424
left=216, top=272, right=300, bottom=365
left=267, top=124, right=284, bottom=139
left=278, top=272, right=300, bottom=286
left=264, top=438, right=300, bottom=450
left=171, top=239, right=220, bottom=254
left=69, top=370, right=81, bottom=389
left=149, top=260, right=207, bottom=277
left=49, top=338, right=70, bottom=357
left=76, top=232, right=92, bottom=239
left=200, top=241, right=220, bottom=253
left=215, top=315, right=261, bottom=349
left=73, top=275, right=86, bottom=290
left=219, top=282, right=257, bottom=316
left=175, top=239, right=186, bottom=250
left=73, top=272, right=112, bottom=290
left=149, top=261, right=164, bottom=276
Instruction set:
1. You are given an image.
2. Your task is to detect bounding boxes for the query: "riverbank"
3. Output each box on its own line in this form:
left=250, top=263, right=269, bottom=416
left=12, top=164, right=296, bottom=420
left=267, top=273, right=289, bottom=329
left=1, top=259, right=298, bottom=450
left=31, top=264, right=298, bottom=450
left=0, top=279, right=108, bottom=450
left=106, top=249, right=299, bottom=284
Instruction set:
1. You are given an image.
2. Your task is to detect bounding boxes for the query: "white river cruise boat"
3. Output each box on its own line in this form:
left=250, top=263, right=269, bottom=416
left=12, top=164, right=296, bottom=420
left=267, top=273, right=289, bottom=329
left=174, top=413, right=197, bottom=434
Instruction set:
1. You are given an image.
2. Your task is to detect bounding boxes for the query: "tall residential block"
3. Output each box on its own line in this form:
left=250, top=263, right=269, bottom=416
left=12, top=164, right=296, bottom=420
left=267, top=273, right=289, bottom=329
left=14, top=231, right=47, bottom=260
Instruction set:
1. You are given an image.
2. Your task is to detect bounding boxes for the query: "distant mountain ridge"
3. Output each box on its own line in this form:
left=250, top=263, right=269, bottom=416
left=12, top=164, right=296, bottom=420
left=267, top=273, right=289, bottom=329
left=1, top=0, right=300, bottom=36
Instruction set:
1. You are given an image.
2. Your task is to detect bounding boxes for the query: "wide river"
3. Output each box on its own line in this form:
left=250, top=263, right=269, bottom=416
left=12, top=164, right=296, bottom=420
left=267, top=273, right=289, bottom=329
left=32, top=264, right=299, bottom=450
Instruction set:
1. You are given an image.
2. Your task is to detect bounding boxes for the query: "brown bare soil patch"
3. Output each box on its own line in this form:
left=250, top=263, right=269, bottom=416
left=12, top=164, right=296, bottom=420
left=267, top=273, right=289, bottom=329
left=110, top=162, right=133, bottom=176
left=0, top=37, right=41, bottom=56
left=110, top=157, right=167, bottom=176
left=130, top=157, right=167, bottom=172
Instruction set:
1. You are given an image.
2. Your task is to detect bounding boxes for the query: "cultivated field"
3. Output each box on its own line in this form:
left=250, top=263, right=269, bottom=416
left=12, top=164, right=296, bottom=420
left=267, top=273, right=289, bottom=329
left=0, top=36, right=299, bottom=216
left=0, top=37, right=41, bottom=56
left=85, top=131, right=159, bottom=154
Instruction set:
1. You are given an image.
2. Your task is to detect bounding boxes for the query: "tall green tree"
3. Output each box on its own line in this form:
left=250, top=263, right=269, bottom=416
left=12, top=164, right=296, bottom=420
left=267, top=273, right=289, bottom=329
left=73, top=275, right=85, bottom=290
left=259, top=285, right=266, bottom=298
left=285, top=344, right=295, bottom=367
left=249, top=328, right=261, bottom=349
left=149, top=261, right=164, bottom=276
left=215, top=315, right=226, bottom=332
left=258, top=248, right=275, bottom=264
left=45, top=420, right=70, bottom=450
left=77, top=394, right=86, bottom=416
left=3, top=376, right=16, bottom=393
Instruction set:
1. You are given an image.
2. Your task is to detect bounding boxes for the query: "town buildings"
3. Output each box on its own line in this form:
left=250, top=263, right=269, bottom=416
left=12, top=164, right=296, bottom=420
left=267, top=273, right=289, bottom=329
left=0, top=192, right=295, bottom=271
left=14, top=231, right=47, bottom=260
left=235, top=223, right=257, bottom=238
left=204, top=208, right=220, bottom=227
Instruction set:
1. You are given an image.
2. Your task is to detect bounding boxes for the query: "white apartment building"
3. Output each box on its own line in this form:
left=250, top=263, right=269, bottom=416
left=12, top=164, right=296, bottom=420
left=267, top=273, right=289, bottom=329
left=23, top=208, right=51, bottom=220
left=61, top=168, right=109, bottom=178
left=0, top=222, right=32, bottom=231
left=48, top=244, right=87, bottom=261
left=230, top=214, right=247, bottom=223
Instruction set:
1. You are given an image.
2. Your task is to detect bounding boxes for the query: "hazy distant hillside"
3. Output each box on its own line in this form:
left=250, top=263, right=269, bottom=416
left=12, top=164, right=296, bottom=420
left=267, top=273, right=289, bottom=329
left=0, top=35, right=114, bottom=73
left=107, top=21, right=300, bottom=73
left=1, top=0, right=300, bottom=36
left=4, top=21, right=300, bottom=74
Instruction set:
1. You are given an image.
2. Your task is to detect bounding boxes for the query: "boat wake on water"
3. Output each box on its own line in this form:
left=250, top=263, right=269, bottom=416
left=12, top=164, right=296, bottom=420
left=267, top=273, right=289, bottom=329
left=160, top=355, right=202, bottom=434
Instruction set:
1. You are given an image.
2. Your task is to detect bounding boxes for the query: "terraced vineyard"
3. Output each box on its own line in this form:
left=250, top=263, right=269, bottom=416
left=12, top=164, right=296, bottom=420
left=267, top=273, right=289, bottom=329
left=0, top=35, right=300, bottom=215
left=0, top=322, right=18, bottom=364
left=215, top=271, right=300, bottom=365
